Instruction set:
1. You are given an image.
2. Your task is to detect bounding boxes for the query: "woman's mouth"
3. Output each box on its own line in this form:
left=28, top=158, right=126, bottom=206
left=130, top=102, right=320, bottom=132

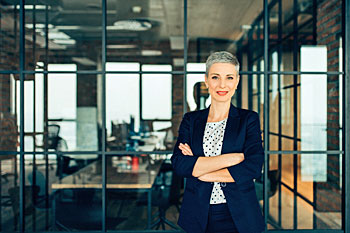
left=216, top=91, right=228, bottom=96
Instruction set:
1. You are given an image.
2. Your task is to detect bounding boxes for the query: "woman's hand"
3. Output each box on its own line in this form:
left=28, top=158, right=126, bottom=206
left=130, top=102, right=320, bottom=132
left=178, top=143, right=193, bottom=156
left=198, top=173, right=210, bottom=182
left=232, top=153, right=245, bottom=165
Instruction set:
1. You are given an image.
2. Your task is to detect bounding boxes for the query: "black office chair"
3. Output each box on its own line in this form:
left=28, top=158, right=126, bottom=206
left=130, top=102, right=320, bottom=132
left=46, top=125, right=80, bottom=177
left=255, top=169, right=281, bottom=201
left=54, top=189, right=121, bottom=231
left=54, top=189, right=101, bottom=231
left=150, top=162, right=180, bottom=230
left=27, top=169, right=49, bottom=207
left=8, top=185, right=41, bottom=230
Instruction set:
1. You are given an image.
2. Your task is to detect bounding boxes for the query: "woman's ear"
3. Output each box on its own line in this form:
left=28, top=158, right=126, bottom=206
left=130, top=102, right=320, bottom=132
left=236, top=75, right=240, bottom=89
left=204, top=76, right=209, bottom=88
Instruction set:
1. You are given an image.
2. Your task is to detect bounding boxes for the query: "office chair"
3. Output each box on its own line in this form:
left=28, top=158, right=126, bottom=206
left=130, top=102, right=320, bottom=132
left=8, top=185, right=41, bottom=230
left=150, top=162, right=180, bottom=230
left=255, top=169, right=281, bottom=201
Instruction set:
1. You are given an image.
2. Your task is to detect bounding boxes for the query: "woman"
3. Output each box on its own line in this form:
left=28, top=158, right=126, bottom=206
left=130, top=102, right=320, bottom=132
left=171, top=51, right=265, bottom=233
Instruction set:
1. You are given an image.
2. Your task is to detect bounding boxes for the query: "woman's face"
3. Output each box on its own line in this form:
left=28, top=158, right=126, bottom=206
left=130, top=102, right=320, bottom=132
left=205, top=63, right=240, bottom=104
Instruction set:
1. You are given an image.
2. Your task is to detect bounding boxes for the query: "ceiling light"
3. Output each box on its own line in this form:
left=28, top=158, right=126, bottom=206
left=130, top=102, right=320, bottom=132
left=141, top=50, right=162, bottom=56
left=15, top=5, right=50, bottom=10
left=107, top=44, right=137, bottom=49
left=112, top=19, right=152, bottom=31
left=132, top=6, right=142, bottom=14
left=25, top=24, right=54, bottom=29
left=72, top=57, right=96, bottom=66
left=53, top=39, right=76, bottom=45
left=48, top=31, right=70, bottom=40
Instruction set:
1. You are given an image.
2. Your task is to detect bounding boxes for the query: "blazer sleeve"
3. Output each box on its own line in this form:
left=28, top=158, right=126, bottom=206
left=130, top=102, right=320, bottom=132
left=227, top=111, right=264, bottom=185
left=171, top=112, right=200, bottom=178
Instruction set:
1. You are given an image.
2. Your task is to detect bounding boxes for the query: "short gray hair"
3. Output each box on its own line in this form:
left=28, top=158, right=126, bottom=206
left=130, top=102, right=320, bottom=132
left=205, top=51, right=240, bottom=76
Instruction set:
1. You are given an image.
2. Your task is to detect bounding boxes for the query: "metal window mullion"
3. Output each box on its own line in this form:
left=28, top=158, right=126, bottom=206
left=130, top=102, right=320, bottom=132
left=277, top=0, right=283, bottom=227
left=31, top=2, right=37, bottom=230
left=343, top=0, right=350, bottom=232
left=19, top=0, right=25, bottom=231
left=183, top=0, right=188, bottom=115
left=0, top=149, right=344, bottom=155
left=292, top=0, right=299, bottom=229
left=263, top=0, right=270, bottom=230
left=101, top=0, right=107, bottom=231
left=43, top=3, right=50, bottom=230
left=2, top=70, right=342, bottom=76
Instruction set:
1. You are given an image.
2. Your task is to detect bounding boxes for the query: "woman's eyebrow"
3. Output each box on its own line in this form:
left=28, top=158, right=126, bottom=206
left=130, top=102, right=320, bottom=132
left=209, top=73, right=235, bottom=76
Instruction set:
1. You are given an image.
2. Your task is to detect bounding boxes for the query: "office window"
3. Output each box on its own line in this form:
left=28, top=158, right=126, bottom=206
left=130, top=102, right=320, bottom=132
left=141, top=65, right=172, bottom=120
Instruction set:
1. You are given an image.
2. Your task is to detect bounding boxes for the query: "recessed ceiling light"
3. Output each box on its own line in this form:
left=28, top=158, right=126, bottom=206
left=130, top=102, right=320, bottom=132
left=141, top=50, right=162, bottom=56
left=107, top=44, right=137, bottom=49
left=53, top=39, right=76, bottom=45
left=72, top=57, right=96, bottom=66
left=113, top=19, right=152, bottom=31
left=132, top=6, right=142, bottom=13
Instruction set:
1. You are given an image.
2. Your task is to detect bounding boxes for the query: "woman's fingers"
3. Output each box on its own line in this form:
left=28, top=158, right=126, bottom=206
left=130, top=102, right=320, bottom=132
left=178, top=143, right=193, bottom=156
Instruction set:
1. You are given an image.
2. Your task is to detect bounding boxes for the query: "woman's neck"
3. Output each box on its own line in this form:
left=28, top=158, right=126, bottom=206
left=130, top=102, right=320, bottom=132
left=207, top=101, right=231, bottom=122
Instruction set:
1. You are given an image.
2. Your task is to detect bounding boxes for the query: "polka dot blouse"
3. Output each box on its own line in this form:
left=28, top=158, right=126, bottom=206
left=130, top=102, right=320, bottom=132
left=203, top=118, right=228, bottom=204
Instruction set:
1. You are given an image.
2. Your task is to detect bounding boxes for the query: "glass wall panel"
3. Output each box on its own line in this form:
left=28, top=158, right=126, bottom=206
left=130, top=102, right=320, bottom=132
left=269, top=0, right=343, bottom=72
left=105, top=152, right=174, bottom=230
left=187, top=0, right=263, bottom=65
left=106, top=0, right=183, bottom=65
left=0, top=151, right=19, bottom=232
left=52, top=153, right=102, bottom=231
left=106, top=62, right=140, bottom=151
left=0, top=4, right=19, bottom=71
left=22, top=0, right=103, bottom=71
left=186, top=63, right=208, bottom=112
left=268, top=153, right=342, bottom=230
left=273, top=75, right=342, bottom=151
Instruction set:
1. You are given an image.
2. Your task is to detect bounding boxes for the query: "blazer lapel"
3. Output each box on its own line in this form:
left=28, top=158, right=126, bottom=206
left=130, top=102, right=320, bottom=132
left=221, top=104, right=241, bottom=154
left=191, top=104, right=241, bottom=156
left=192, top=108, right=209, bottom=157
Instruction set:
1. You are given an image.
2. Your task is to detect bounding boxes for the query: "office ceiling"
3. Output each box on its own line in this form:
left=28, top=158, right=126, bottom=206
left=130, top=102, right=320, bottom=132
left=1, top=0, right=265, bottom=44
left=1, top=0, right=311, bottom=63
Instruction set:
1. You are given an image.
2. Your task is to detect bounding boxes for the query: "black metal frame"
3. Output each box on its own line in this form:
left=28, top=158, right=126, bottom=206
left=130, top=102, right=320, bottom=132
left=0, top=0, right=348, bottom=232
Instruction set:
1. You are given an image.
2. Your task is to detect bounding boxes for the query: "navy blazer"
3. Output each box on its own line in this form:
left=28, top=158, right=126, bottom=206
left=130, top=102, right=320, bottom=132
left=171, top=104, right=266, bottom=233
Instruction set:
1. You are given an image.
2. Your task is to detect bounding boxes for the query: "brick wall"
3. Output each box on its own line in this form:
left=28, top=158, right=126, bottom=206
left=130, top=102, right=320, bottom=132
left=315, top=0, right=342, bottom=214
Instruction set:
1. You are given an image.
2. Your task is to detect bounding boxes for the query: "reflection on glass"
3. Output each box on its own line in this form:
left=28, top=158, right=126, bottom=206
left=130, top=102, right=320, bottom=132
left=268, top=153, right=341, bottom=230
left=186, top=63, right=210, bottom=111
left=107, top=0, right=183, bottom=64
left=141, top=65, right=172, bottom=120
left=48, top=65, right=77, bottom=151
left=188, top=0, right=262, bottom=62
left=52, top=156, right=102, bottom=231
left=106, top=62, right=140, bottom=135
left=0, top=6, right=19, bottom=70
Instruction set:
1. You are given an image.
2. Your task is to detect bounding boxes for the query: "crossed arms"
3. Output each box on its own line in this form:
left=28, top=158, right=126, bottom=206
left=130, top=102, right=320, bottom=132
left=171, top=111, right=264, bottom=185
left=178, top=143, right=244, bottom=182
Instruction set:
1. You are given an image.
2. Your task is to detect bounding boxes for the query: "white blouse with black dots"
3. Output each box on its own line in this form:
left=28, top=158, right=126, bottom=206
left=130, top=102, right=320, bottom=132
left=203, top=118, right=228, bottom=204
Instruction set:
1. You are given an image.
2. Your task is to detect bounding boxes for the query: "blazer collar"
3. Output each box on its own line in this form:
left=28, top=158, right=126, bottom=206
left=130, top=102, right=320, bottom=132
left=198, top=103, right=239, bottom=120
left=192, top=103, right=240, bottom=157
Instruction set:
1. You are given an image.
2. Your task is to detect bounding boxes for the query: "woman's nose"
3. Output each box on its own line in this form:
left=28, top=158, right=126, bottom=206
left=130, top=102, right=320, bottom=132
left=219, top=79, right=226, bottom=88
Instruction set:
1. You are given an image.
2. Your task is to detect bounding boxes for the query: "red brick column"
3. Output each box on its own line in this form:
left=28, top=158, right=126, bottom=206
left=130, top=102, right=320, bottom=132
left=315, top=0, right=342, bottom=214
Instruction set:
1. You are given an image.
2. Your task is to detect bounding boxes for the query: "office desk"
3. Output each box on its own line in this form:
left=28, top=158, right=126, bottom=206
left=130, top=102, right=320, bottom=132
left=52, top=158, right=163, bottom=230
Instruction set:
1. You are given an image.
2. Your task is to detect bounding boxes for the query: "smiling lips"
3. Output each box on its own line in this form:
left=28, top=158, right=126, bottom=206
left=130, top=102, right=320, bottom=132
left=216, top=91, right=228, bottom=96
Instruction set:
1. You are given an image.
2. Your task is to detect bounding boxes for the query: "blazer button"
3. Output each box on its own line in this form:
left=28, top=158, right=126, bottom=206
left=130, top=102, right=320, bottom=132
left=220, top=182, right=226, bottom=187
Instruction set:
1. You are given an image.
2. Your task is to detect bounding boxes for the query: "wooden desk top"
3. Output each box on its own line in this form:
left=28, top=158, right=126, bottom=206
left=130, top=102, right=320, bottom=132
left=52, top=158, right=163, bottom=190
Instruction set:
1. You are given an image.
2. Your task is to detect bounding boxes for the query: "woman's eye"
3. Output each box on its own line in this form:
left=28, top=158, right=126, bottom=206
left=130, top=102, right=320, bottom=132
left=211, top=76, right=218, bottom=79
left=227, top=76, right=234, bottom=80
